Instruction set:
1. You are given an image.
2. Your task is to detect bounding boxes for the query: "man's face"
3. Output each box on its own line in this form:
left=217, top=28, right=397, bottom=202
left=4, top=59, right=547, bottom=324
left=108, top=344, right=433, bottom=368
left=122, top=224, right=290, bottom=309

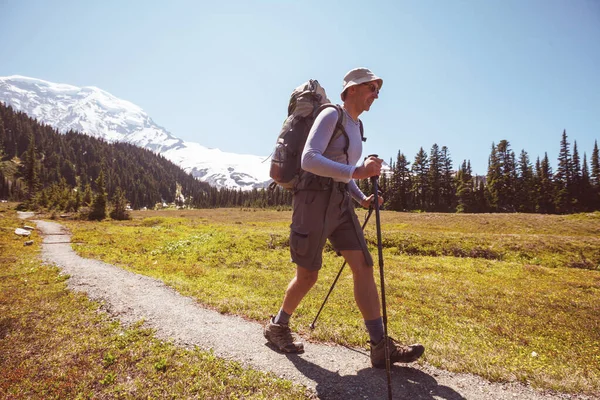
left=357, top=81, right=380, bottom=112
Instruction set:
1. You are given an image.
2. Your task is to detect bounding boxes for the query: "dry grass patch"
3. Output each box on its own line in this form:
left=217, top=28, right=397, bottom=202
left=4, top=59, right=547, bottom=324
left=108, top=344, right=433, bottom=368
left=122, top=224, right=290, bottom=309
left=0, top=204, right=313, bottom=399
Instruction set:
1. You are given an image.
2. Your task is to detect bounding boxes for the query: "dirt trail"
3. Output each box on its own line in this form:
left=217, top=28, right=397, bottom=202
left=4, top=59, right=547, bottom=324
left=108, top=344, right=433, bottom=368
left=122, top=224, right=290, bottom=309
left=27, top=216, right=593, bottom=400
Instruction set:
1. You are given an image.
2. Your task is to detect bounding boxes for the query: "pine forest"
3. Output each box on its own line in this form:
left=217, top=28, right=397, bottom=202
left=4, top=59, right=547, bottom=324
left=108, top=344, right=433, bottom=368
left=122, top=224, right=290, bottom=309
left=1, top=102, right=598, bottom=219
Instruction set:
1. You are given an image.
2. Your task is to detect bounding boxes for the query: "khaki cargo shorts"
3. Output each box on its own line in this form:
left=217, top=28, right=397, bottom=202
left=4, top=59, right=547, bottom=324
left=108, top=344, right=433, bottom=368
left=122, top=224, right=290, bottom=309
left=289, top=184, right=374, bottom=270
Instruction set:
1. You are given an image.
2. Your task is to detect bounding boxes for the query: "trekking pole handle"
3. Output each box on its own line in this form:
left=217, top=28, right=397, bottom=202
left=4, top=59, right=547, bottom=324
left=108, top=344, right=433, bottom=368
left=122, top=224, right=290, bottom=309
left=366, top=153, right=380, bottom=194
left=365, top=154, right=390, bottom=182
left=366, top=154, right=391, bottom=175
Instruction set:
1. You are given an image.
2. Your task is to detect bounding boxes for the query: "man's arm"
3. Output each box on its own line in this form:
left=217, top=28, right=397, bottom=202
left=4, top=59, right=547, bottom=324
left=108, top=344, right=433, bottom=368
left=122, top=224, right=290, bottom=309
left=348, top=179, right=367, bottom=203
left=301, top=108, right=356, bottom=182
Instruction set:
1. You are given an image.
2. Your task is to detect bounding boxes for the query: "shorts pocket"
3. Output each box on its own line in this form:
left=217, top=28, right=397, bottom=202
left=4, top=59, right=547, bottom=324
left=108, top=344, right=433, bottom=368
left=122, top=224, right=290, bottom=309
left=290, top=230, right=310, bottom=257
left=303, top=191, right=319, bottom=205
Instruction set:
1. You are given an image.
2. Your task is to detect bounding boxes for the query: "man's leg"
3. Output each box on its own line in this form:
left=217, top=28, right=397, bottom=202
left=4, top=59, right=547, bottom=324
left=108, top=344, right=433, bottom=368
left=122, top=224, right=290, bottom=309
left=340, top=250, right=380, bottom=321
left=266, top=184, right=331, bottom=353
left=341, top=249, right=384, bottom=345
left=280, top=265, right=319, bottom=316
left=265, top=265, right=318, bottom=353
left=341, top=249, right=425, bottom=367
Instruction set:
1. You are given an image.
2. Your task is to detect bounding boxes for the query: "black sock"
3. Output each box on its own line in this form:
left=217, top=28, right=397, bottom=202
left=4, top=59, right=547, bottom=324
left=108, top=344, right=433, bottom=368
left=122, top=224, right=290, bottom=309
left=365, top=317, right=384, bottom=344
left=273, top=308, right=291, bottom=325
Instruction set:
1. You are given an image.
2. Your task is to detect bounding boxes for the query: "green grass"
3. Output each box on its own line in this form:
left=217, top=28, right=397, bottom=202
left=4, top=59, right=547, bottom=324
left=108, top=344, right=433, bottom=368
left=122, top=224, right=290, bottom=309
left=0, top=204, right=313, bottom=399
left=62, top=208, right=600, bottom=396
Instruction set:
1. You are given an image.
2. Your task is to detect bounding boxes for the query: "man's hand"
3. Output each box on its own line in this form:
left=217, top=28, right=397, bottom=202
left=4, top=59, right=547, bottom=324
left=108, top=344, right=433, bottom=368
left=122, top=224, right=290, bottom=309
left=352, top=156, right=383, bottom=180
left=361, top=194, right=384, bottom=209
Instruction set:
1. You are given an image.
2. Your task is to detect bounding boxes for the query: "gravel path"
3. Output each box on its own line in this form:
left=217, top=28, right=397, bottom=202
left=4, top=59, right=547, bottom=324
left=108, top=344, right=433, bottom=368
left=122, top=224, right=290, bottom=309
left=26, top=215, right=594, bottom=400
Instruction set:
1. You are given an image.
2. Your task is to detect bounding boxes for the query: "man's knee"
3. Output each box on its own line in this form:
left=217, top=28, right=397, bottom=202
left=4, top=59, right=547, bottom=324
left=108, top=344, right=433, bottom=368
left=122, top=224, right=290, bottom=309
left=341, top=250, right=373, bottom=274
left=296, top=265, right=319, bottom=287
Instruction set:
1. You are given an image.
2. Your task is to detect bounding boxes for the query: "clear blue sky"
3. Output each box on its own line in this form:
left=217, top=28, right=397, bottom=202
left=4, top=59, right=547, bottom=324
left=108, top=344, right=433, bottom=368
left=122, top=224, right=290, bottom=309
left=1, top=0, right=599, bottom=175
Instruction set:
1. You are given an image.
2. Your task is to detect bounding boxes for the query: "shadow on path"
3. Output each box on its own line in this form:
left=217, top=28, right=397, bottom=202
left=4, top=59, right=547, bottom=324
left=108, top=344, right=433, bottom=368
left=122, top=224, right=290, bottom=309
left=286, top=353, right=466, bottom=400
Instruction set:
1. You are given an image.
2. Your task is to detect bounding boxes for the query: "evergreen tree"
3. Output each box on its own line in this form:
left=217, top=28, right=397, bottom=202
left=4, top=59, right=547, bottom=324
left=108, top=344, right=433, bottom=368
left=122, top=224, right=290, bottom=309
left=516, top=150, right=535, bottom=212
left=455, top=160, right=475, bottom=213
left=592, top=140, right=600, bottom=187
left=0, top=119, right=6, bottom=161
left=54, top=177, right=71, bottom=211
left=38, top=188, right=49, bottom=208
left=411, top=147, right=429, bottom=210
left=533, top=156, right=541, bottom=211
left=0, top=117, right=7, bottom=199
left=486, top=140, right=516, bottom=212
left=474, top=178, right=487, bottom=212
left=89, top=170, right=107, bottom=220
left=23, top=132, right=40, bottom=199
left=427, top=144, right=441, bottom=211
left=486, top=142, right=500, bottom=211
left=571, top=141, right=583, bottom=211
left=536, top=153, right=555, bottom=213
left=379, top=172, right=389, bottom=207
left=580, top=153, right=593, bottom=211
left=82, top=183, right=93, bottom=206
left=500, top=140, right=517, bottom=211
left=390, top=151, right=411, bottom=211
left=572, top=141, right=581, bottom=179
left=591, top=140, right=600, bottom=209
left=0, top=170, right=6, bottom=199
left=110, top=186, right=131, bottom=220
left=440, top=146, right=455, bottom=212
left=74, top=187, right=82, bottom=211
left=554, top=130, right=573, bottom=213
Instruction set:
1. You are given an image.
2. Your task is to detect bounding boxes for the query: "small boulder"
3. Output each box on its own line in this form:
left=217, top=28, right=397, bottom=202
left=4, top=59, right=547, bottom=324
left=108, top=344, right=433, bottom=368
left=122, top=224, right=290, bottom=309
left=15, top=228, right=31, bottom=237
left=24, top=240, right=34, bottom=246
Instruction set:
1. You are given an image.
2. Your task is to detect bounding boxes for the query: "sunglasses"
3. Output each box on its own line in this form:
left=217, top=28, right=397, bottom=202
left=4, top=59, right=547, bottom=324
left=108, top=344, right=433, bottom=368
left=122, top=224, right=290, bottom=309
left=362, top=82, right=380, bottom=95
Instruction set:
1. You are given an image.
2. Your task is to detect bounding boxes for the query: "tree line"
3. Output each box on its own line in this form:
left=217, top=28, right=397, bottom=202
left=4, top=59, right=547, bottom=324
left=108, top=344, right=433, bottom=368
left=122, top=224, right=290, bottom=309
left=357, top=133, right=600, bottom=214
left=0, top=103, right=291, bottom=218
left=1, top=102, right=598, bottom=215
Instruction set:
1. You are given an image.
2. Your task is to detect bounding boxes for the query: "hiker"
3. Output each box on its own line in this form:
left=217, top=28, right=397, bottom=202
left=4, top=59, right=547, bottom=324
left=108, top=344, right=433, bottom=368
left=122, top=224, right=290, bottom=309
left=265, top=68, right=425, bottom=368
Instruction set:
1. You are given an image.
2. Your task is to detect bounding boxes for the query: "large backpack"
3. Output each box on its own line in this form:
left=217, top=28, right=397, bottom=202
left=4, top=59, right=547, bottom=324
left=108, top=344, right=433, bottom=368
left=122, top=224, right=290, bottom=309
left=269, top=79, right=364, bottom=191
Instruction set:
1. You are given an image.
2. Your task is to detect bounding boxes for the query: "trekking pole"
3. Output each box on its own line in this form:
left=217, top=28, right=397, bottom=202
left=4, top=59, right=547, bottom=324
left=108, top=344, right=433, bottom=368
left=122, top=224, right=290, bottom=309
left=310, top=207, right=374, bottom=330
left=371, top=169, right=393, bottom=400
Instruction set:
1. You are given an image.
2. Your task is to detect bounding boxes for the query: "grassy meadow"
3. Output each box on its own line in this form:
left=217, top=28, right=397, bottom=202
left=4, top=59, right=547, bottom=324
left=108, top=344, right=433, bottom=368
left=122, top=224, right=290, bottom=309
left=60, top=208, right=600, bottom=396
left=0, top=204, right=312, bottom=399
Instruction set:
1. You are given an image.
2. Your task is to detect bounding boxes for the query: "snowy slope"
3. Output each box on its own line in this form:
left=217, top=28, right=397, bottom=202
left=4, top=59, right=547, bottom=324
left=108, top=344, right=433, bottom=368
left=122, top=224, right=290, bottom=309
left=162, top=142, right=271, bottom=189
left=0, top=75, right=271, bottom=190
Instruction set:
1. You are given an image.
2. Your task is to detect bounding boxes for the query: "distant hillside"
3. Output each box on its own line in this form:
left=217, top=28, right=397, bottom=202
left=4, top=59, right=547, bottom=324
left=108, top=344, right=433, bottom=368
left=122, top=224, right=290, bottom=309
left=0, top=102, right=212, bottom=209
left=0, top=75, right=272, bottom=190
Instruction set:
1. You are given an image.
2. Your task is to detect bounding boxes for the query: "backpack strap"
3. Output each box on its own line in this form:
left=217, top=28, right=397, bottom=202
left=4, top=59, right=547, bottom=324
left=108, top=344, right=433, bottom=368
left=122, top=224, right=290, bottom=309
left=315, top=104, right=351, bottom=164
left=331, top=105, right=366, bottom=144
left=359, top=120, right=366, bottom=142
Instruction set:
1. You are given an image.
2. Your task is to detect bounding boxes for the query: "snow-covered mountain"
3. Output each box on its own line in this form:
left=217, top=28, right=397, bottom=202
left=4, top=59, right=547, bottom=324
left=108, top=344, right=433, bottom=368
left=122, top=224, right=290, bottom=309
left=0, top=75, right=271, bottom=190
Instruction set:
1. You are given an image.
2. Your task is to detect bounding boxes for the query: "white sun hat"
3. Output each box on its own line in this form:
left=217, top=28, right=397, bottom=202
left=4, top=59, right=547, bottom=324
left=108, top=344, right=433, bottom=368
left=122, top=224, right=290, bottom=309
left=340, top=67, right=383, bottom=100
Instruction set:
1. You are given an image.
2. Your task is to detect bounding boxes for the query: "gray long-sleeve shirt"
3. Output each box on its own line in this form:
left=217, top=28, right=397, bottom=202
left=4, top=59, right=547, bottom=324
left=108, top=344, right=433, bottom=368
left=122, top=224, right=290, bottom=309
left=301, top=107, right=367, bottom=203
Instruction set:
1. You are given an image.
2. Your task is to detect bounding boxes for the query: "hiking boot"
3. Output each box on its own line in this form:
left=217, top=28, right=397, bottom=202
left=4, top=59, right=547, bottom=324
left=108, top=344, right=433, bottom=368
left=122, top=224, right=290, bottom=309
left=370, top=336, right=424, bottom=368
left=264, top=317, right=304, bottom=353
